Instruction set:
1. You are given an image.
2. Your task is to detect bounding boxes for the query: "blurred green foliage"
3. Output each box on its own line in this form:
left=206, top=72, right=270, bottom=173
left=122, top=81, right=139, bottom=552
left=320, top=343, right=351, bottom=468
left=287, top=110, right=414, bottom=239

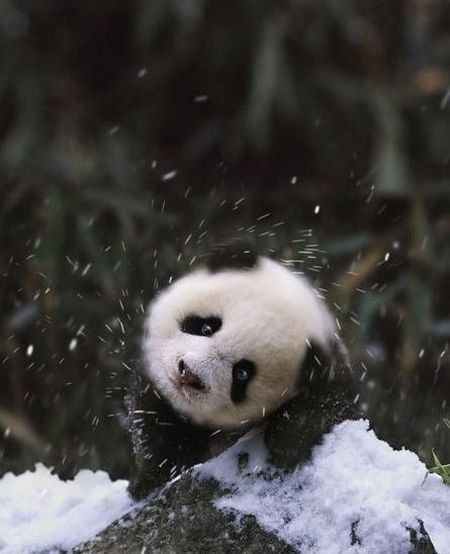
left=427, top=419, right=450, bottom=485
left=0, top=0, right=449, bottom=479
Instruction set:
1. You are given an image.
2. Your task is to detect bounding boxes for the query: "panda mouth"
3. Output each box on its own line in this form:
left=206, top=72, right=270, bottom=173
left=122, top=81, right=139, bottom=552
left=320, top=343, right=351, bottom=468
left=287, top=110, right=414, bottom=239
left=172, top=379, right=208, bottom=399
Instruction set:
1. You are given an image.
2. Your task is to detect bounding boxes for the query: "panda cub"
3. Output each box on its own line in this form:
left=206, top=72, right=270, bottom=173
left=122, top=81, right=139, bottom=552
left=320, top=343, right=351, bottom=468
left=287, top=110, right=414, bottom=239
left=127, top=246, right=360, bottom=499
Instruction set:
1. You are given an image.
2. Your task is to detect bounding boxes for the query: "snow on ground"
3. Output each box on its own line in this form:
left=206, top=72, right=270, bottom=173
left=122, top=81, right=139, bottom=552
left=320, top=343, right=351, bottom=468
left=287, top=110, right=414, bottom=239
left=0, top=421, right=448, bottom=554
left=198, top=420, right=450, bottom=554
left=0, top=465, right=134, bottom=553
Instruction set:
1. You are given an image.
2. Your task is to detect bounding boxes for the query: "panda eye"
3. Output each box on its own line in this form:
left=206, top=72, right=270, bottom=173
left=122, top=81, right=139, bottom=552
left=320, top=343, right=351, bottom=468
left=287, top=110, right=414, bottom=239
left=231, top=359, right=256, bottom=403
left=181, top=316, right=222, bottom=337
left=233, top=360, right=255, bottom=383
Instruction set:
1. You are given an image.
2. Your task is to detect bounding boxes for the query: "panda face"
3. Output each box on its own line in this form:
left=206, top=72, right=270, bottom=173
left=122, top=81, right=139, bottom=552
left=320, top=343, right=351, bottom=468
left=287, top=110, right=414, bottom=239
left=143, top=257, right=335, bottom=430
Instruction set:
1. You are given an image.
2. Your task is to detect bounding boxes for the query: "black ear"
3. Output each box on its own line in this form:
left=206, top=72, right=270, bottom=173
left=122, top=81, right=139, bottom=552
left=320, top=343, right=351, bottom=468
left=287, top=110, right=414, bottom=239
left=296, top=339, right=351, bottom=391
left=205, top=239, right=258, bottom=272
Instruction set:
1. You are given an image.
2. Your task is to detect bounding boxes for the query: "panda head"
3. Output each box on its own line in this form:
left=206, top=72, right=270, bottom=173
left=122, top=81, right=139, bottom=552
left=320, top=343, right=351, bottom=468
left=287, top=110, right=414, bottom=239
left=142, top=249, right=337, bottom=430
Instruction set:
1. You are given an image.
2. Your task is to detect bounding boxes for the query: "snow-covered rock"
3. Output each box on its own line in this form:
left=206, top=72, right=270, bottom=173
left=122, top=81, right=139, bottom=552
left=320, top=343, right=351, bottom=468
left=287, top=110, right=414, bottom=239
left=200, top=420, right=449, bottom=554
left=1, top=421, right=448, bottom=553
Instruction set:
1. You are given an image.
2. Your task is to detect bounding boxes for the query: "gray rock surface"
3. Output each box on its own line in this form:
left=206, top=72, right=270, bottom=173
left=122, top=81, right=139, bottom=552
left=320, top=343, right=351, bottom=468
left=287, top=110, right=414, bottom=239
left=76, top=470, right=436, bottom=554
left=76, top=473, right=295, bottom=553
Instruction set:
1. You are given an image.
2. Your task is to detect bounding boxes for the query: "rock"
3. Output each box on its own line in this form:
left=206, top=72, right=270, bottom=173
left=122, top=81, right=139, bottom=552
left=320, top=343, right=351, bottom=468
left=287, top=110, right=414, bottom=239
left=408, top=521, right=437, bottom=554
left=76, top=470, right=437, bottom=554
left=76, top=474, right=295, bottom=553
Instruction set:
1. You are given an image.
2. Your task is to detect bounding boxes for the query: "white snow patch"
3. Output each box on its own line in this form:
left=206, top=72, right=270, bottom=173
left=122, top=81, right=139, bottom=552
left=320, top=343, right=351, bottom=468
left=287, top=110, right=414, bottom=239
left=197, top=420, right=450, bottom=554
left=0, top=464, right=134, bottom=553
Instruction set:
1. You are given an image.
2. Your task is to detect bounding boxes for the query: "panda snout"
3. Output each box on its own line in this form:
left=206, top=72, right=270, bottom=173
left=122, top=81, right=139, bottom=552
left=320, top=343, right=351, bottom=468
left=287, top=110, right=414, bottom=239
left=177, top=360, right=206, bottom=392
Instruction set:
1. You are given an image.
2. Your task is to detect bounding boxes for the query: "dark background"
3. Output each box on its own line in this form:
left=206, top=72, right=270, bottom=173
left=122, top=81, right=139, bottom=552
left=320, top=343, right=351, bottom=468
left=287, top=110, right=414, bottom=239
left=1, top=0, right=449, bottom=480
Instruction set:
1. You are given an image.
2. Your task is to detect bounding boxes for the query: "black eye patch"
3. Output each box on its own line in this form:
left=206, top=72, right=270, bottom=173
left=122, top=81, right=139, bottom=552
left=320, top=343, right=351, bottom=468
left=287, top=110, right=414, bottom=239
left=231, top=359, right=256, bottom=403
left=180, top=315, right=222, bottom=337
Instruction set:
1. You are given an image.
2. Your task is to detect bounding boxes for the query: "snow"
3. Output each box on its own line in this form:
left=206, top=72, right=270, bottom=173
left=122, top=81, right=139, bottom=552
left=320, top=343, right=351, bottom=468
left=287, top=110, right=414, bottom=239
left=0, top=421, right=448, bottom=553
left=0, top=464, right=134, bottom=553
left=198, top=420, right=450, bottom=554
left=161, top=170, right=177, bottom=182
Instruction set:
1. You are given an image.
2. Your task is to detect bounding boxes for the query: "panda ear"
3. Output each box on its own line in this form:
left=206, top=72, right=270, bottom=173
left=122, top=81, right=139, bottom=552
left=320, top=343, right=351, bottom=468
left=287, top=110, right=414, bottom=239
left=297, top=338, right=350, bottom=390
left=205, top=239, right=258, bottom=272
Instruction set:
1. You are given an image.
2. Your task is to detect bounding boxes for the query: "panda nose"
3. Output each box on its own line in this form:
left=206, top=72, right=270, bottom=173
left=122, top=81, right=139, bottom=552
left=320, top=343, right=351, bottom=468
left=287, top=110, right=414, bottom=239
left=178, top=360, right=206, bottom=391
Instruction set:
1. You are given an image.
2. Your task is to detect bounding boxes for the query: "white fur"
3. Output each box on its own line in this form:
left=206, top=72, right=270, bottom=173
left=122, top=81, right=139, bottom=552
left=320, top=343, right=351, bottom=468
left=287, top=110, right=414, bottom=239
left=142, top=257, right=335, bottom=429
